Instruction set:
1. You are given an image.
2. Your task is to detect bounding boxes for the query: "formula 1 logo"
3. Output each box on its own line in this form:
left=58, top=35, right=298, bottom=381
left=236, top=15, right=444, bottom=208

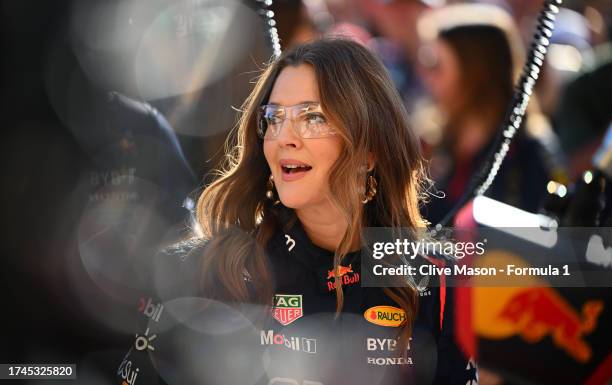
left=364, top=306, right=407, bottom=327
left=326, top=264, right=360, bottom=291
left=272, top=294, right=303, bottom=326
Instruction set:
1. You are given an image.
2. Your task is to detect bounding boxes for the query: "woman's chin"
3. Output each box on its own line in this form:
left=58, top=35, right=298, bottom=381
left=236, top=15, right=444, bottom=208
left=277, top=194, right=311, bottom=210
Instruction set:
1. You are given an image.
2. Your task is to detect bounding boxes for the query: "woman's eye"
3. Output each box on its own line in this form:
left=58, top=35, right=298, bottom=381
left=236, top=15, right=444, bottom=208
left=305, top=113, right=327, bottom=125
left=266, top=115, right=283, bottom=125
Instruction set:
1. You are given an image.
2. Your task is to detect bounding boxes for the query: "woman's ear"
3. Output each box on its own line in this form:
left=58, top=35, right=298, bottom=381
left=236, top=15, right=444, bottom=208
left=367, top=152, right=376, bottom=172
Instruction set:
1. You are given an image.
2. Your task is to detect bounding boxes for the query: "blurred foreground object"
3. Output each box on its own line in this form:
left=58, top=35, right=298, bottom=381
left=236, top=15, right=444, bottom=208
left=453, top=196, right=612, bottom=385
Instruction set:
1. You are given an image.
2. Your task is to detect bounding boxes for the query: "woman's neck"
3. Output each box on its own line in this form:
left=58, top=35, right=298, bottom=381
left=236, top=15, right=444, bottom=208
left=295, top=202, right=359, bottom=253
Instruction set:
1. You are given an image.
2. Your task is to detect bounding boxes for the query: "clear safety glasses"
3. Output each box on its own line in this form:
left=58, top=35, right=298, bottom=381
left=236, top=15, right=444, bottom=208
left=257, top=102, right=337, bottom=139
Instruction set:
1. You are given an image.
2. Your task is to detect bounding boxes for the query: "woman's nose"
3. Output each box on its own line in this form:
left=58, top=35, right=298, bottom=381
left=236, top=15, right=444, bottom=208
left=276, top=119, right=302, bottom=148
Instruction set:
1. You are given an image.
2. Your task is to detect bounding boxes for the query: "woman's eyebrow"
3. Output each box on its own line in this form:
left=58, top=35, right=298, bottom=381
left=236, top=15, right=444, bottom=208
left=266, top=100, right=320, bottom=106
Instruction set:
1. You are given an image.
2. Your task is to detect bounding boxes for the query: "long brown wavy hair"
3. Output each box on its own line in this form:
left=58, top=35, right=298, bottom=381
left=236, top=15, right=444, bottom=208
left=196, top=38, right=429, bottom=352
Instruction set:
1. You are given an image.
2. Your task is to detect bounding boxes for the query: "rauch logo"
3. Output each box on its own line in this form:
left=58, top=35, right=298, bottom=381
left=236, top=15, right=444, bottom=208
left=364, top=306, right=406, bottom=327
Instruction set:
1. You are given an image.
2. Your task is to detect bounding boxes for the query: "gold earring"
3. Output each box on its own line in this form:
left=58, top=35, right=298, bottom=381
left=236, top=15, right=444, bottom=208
left=362, top=174, right=377, bottom=203
left=266, top=174, right=275, bottom=200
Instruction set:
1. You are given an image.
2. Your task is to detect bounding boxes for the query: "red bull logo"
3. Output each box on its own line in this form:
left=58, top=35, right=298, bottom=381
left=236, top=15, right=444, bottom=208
left=327, top=264, right=353, bottom=279
left=497, top=287, right=604, bottom=362
left=326, top=264, right=360, bottom=291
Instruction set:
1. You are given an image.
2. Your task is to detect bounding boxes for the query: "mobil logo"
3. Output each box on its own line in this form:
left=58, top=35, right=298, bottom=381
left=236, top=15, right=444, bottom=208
left=260, top=330, right=317, bottom=353
left=138, top=297, right=163, bottom=322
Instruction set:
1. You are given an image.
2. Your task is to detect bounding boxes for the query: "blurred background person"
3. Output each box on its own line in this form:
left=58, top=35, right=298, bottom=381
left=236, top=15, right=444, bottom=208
left=270, top=0, right=327, bottom=47
left=552, top=39, right=612, bottom=180
left=269, top=0, right=374, bottom=49
left=551, top=0, right=612, bottom=179
left=355, top=0, right=437, bottom=114
left=415, top=3, right=566, bottom=224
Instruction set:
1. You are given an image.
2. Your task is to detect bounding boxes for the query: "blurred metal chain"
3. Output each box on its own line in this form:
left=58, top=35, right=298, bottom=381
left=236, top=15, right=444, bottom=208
left=436, top=0, right=563, bottom=228
left=256, top=0, right=282, bottom=59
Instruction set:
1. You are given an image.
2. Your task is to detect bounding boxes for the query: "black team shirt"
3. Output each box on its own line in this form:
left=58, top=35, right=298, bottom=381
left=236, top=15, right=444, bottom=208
left=116, top=204, right=477, bottom=385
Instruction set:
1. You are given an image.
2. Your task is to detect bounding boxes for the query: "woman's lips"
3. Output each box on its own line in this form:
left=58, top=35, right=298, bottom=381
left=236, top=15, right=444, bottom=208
left=279, top=159, right=312, bottom=182
left=280, top=166, right=311, bottom=181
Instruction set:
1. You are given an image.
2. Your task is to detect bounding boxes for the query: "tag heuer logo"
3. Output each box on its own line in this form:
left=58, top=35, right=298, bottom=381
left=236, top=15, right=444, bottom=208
left=272, top=294, right=303, bottom=325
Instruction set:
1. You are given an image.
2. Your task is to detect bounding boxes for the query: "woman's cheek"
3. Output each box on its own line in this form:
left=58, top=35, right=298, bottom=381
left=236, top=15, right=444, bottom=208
left=263, top=143, right=276, bottom=173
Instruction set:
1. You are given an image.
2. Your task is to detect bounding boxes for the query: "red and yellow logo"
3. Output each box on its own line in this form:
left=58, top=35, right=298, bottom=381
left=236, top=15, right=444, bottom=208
left=364, top=306, right=407, bottom=327
left=474, top=251, right=605, bottom=363
left=327, top=264, right=353, bottom=279
left=326, top=264, right=360, bottom=291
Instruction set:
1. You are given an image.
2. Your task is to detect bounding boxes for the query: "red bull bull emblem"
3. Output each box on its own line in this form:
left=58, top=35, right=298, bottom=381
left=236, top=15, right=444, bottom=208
left=498, top=287, right=604, bottom=362
left=326, top=264, right=360, bottom=291
left=272, top=294, right=303, bottom=326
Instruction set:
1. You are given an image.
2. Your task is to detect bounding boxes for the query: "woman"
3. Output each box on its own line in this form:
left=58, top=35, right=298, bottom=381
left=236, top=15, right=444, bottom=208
left=416, top=4, right=564, bottom=224
left=118, top=38, right=474, bottom=385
